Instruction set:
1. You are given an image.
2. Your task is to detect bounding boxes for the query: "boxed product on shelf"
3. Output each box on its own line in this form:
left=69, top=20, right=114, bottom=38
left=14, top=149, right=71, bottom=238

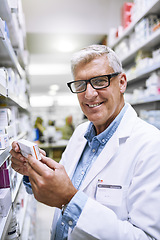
left=114, top=37, right=129, bottom=58
left=7, top=0, right=18, bottom=9
left=0, top=167, right=10, bottom=188
left=145, top=72, right=160, bottom=96
left=0, top=17, right=5, bottom=39
left=152, top=47, right=160, bottom=63
left=0, top=108, right=12, bottom=126
left=6, top=68, right=15, bottom=96
left=0, top=188, right=11, bottom=217
left=0, top=126, right=6, bottom=135
left=135, top=50, right=152, bottom=70
left=129, top=31, right=136, bottom=50
left=139, top=110, right=160, bottom=129
left=131, top=0, right=154, bottom=22
left=0, top=68, right=7, bottom=89
left=5, top=124, right=15, bottom=139
left=0, top=134, right=9, bottom=149
left=134, top=15, right=159, bottom=44
left=121, top=2, right=134, bottom=29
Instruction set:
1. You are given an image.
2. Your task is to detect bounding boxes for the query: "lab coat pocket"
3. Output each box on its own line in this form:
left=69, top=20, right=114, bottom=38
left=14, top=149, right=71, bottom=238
left=96, top=183, right=123, bottom=207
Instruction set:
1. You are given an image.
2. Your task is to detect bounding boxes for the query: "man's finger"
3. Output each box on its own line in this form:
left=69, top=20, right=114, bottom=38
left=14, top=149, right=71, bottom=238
left=11, top=141, right=20, bottom=152
left=28, top=155, right=51, bottom=176
left=39, top=148, right=46, bottom=156
left=40, top=155, right=59, bottom=170
left=10, top=149, right=26, bottom=162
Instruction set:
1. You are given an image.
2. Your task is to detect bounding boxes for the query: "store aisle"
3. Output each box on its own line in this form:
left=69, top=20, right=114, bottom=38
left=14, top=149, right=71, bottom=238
left=35, top=201, right=55, bottom=240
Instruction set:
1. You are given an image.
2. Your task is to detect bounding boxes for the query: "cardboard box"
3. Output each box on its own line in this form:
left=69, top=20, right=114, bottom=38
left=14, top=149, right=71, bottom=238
left=0, top=188, right=12, bottom=217
left=18, top=139, right=41, bottom=160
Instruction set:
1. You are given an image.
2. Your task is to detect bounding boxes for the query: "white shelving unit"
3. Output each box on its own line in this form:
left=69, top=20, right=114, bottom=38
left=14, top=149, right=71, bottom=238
left=109, top=0, right=160, bottom=49
left=0, top=1, right=32, bottom=239
left=0, top=207, right=12, bottom=240
left=121, top=28, right=160, bottom=65
left=109, top=0, right=160, bottom=117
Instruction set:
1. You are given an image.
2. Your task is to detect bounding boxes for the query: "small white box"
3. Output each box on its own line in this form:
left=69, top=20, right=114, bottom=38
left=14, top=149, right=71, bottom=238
left=0, top=126, right=6, bottom=135
left=0, top=108, right=12, bottom=126
left=0, top=68, right=7, bottom=88
left=17, top=139, right=41, bottom=160
left=0, top=134, right=9, bottom=149
left=0, top=188, right=12, bottom=217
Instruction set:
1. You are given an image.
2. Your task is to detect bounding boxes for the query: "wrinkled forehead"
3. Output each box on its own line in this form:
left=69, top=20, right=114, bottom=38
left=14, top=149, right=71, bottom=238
left=74, top=54, right=109, bottom=72
left=74, top=56, right=114, bottom=80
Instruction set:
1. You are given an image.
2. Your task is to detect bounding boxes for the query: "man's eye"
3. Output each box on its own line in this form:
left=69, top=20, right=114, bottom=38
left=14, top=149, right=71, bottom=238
left=93, top=78, right=108, bottom=86
left=74, top=81, right=85, bottom=90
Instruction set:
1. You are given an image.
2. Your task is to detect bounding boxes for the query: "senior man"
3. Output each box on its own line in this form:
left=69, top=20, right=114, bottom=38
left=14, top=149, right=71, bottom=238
left=10, top=45, right=160, bottom=240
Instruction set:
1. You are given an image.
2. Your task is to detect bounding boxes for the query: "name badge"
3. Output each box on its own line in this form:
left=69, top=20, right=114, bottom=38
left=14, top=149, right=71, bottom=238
left=96, top=182, right=123, bottom=206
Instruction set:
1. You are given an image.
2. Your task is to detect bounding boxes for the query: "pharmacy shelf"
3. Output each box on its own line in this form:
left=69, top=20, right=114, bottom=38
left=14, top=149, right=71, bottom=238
left=0, top=36, right=25, bottom=78
left=15, top=188, right=29, bottom=233
left=0, top=83, right=7, bottom=97
left=0, top=131, right=27, bottom=167
left=0, top=206, right=12, bottom=240
left=0, top=0, right=12, bottom=23
left=109, top=0, right=160, bottom=48
left=8, top=92, right=30, bottom=110
left=11, top=173, right=23, bottom=203
left=0, top=18, right=5, bottom=39
left=127, top=61, right=160, bottom=84
left=0, top=146, right=11, bottom=168
left=0, top=92, right=30, bottom=111
left=129, top=95, right=160, bottom=106
left=121, top=28, right=160, bottom=65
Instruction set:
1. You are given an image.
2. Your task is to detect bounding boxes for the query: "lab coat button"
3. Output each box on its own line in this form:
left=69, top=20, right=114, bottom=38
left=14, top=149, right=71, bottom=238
left=68, top=220, right=73, bottom=226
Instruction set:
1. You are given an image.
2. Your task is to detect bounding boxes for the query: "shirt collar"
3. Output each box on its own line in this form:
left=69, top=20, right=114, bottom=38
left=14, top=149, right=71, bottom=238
left=84, top=103, right=128, bottom=145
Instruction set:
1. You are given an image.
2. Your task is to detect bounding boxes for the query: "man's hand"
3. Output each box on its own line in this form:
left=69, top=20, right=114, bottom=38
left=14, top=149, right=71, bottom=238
left=10, top=141, right=46, bottom=176
left=27, top=154, right=78, bottom=209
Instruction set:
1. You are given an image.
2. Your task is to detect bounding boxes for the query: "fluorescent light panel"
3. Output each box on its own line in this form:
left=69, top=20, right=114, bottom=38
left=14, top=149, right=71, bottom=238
left=28, top=63, right=71, bottom=75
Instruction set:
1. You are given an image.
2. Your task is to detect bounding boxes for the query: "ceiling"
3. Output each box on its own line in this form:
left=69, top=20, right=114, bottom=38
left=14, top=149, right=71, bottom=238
left=21, top=0, right=130, bottom=106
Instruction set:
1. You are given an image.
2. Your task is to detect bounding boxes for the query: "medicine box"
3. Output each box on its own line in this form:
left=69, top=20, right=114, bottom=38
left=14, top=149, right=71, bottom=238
left=17, top=139, right=41, bottom=160
left=0, top=168, right=10, bottom=188
left=0, top=134, right=9, bottom=149
left=0, top=188, right=12, bottom=217
left=0, top=108, right=12, bottom=126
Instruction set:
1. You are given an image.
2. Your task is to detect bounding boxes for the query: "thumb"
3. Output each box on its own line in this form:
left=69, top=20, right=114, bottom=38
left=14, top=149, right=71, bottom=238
left=40, top=155, right=59, bottom=170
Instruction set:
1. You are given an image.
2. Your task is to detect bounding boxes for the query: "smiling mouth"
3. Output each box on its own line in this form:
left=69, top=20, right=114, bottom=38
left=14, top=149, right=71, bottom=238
left=87, top=102, right=102, bottom=108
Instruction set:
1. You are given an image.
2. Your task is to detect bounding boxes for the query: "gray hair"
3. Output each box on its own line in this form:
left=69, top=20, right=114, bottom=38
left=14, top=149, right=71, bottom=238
left=71, top=44, right=123, bottom=77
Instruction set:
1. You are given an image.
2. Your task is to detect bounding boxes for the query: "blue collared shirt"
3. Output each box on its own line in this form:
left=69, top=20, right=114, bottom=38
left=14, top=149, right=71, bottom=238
left=54, top=103, right=128, bottom=240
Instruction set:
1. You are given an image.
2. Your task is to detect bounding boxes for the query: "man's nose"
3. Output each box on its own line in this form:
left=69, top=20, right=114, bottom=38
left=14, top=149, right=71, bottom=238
left=85, top=83, right=98, bottom=99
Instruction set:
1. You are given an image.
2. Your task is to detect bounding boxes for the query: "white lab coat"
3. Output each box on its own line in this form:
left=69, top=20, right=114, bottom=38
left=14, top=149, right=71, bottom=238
left=51, top=104, right=160, bottom=240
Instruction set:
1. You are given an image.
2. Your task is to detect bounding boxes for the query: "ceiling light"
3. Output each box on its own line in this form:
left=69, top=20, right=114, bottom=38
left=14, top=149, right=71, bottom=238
left=50, top=84, right=59, bottom=91
left=54, top=36, right=77, bottom=52
left=28, top=63, right=71, bottom=75
left=30, top=95, right=54, bottom=107
left=48, top=90, right=57, bottom=96
left=56, top=95, right=79, bottom=106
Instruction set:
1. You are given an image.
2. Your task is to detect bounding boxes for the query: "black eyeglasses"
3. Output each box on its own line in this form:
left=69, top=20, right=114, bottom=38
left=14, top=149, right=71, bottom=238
left=67, top=72, right=120, bottom=93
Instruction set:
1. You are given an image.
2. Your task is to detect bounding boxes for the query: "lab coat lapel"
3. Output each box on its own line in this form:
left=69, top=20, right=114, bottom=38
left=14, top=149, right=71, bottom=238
left=67, top=135, right=87, bottom=179
left=80, top=131, right=119, bottom=191
left=79, top=104, right=137, bottom=191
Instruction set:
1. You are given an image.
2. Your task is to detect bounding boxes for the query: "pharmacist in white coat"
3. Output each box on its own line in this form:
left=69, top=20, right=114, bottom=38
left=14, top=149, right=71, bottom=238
left=10, top=45, right=160, bottom=240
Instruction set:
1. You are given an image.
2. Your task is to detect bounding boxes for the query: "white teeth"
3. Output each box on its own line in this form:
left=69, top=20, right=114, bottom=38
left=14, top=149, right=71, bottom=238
left=88, top=103, right=101, bottom=108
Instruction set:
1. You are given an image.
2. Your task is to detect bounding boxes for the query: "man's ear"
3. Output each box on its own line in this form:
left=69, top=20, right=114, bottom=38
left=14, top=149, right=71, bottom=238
left=119, top=73, right=127, bottom=93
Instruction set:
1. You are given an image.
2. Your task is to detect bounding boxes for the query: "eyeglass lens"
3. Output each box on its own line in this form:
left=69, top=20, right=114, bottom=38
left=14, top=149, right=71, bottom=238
left=72, top=76, right=109, bottom=92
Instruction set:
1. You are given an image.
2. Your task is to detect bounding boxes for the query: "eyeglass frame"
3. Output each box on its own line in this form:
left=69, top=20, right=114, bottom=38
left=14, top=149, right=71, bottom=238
left=67, top=72, right=120, bottom=93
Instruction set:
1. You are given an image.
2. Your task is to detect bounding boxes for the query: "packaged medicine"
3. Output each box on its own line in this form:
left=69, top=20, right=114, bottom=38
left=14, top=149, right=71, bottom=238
left=17, top=139, right=41, bottom=160
left=0, top=134, right=9, bottom=149
left=0, top=188, right=12, bottom=217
